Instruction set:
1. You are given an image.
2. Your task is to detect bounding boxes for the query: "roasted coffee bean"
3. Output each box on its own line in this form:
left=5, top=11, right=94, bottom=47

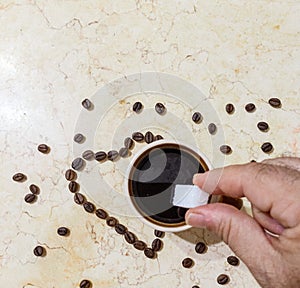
left=154, top=135, right=163, bottom=141
left=268, top=97, right=281, bottom=108
left=145, top=131, right=154, bottom=144
left=132, top=132, right=144, bottom=142
left=220, top=145, right=232, bottom=155
left=119, top=147, right=130, bottom=158
left=225, top=103, right=235, bottom=114
left=24, top=193, right=37, bottom=203
left=65, top=169, right=76, bottom=181
left=106, top=217, right=118, bottom=227
left=227, top=255, right=239, bottom=266
left=261, top=142, right=273, bottom=153
left=38, top=144, right=50, bottom=154
left=133, top=240, right=146, bottom=251
left=154, top=230, right=165, bottom=238
left=124, top=231, right=137, bottom=244
left=74, top=192, right=85, bottom=205
left=245, top=103, right=256, bottom=113
left=29, top=184, right=40, bottom=195
left=68, top=181, right=79, bottom=193
left=195, top=242, right=207, bottom=254
left=74, top=133, right=85, bottom=143
left=12, top=173, right=27, bottom=182
left=33, top=245, right=45, bottom=257
left=107, top=150, right=119, bottom=161
left=177, top=207, right=188, bottom=218
left=217, top=274, right=230, bottom=285
left=79, top=279, right=92, bottom=288
left=151, top=238, right=163, bottom=252
left=83, top=201, right=95, bottom=213
left=124, top=137, right=134, bottom=149
left=182, top=257, right=194, bottom=268
left=82, top=98, right=92, bottom=110
left=144, top=248, right=156, bottom=259
left=133, top=101, right=143, bottom=113
left=257, top=121, right=269, bottom=132
left=57, top=227, right=69, bottom=236
left=94, top=151, right=107, bottom=162
left=115, top=224, right=127, bottom=235
left=192, top=286, right=200, bottom=288
left=208, top=123, right=217, bottom=135
left=82, top=150, right=94, bottom=160
left=192, top=112, right=202, bottom=123
left=71, top=157, right=85, bottom=171
left=95, top=208, right=108, bottom=219
left=250, top=159, right=256, bottom=162
left=155, top=102, right=166, bottom=115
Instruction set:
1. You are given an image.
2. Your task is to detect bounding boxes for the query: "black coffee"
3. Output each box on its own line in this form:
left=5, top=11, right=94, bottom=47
left=129, top=143, right=207, bottom=227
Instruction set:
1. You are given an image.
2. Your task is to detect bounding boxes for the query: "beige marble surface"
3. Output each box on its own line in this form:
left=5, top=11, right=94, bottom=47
left=0, top=0, right=299, bottom=287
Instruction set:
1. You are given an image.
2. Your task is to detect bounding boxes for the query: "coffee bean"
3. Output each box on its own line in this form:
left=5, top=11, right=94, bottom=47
left=106, top=217, right=118, bottom=227
left=217, top=274, right=230, bottom=285
left=227, top=255, right=239, bottom=266
left=145, top=131, right=154, bottom=144
left=124, top=137, right=134, bottom=150
left=74, top=133, right=85, bottom=143
left=192, top=112, right=202, bottom=123
left=154, top=230, right=165, bottom=238
left=79, top=279, right=92, bottom=288
left=133, top=101, right=143, bottom=113
left=133, top=240, right=146, bottom=251
left=154, top=135, right=163, bottom=141
left=37, top=144, right=50, bottom=154
left=177, top=207, right=188, bottom=218
left=24, top=193, right=37, bottom=203
left=182, top=257, right=194, bottom=268
left=192, top=286, right=200, bottom=288
left=250, top=159, right=256, bottom=162
left=57, top=227, right=69, bottom=236
left=208, top=123, right=217, bottom=135
left=71, top=157, right=85, bottom=171
left=132, top=132, right=144, bottom=142
left=261, top=142, right=273, bottom=153
left=220, top=145, right=232, bottom=155
left=151, top=238, right=163, bottom=252
left=124, top=231, right=137, bottom=244
left=65, top=169, right=77, bottom=181
left=107, top=150, right=119, bottom=161
left=82, top=98, right=92, bottom=110
left=245, top=103, right=256, bottom=113
left=144, top=248, right=156, bottom=259
left=83, top=202, right=95, bottom=213
left=95, top=151, right=107, bottom=162
left=29, top=184, right=40, bottom=195
left=119, top=147, right=130, bottom=158
left=95, top=208, right=108, bottom=219
left=155, top=102, right=166, bottom=115
left=82, top=150, right=94, bottom=161
left=115, top=224, right=127, bottom=235
left=12, top=173, right=27, bottom=182
left=225, top=103, right=235, bottom=114
left=257, top=121, right=269, bottom=132
left=74, top=192, right=85, bottom=205
left=268, top=97, right=281, bottom=108
left=195, top=241, right=207, bottom=254
left=33, top=245, right=45, bottom=257
left=68, top=181, right=79, bottom=193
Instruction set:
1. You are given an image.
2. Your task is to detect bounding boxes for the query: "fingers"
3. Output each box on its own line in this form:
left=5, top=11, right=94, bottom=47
left=262, top=157, right=300, bottom=172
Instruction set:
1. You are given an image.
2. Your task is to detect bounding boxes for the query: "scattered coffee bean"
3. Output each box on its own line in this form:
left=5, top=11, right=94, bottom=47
left=24, top=193, right=37, bottom=203
left=208, top=123, right=217, bottom=135
left=225, top=103, right=235, bottom=114
left=115, top=224, right=127, bottom=235
left=268, top=97, right=281, bottom=108
left=106, top=217, right=118, bottom=227
left=71, top=157, right=85, bottom=171
left=119, top=147, right=130, bottom=158
left=29, top=184, right=40, bottom=195
left=182, top=257, right=194, bottom=268
left=83, top=201, right=95, bottom=213
left=124, top=137, right=134, bottom=149
left=133, top=101, right=143, bottom=113
left=151, top=238, right=163, bottom=252
left=133, top=240, right=147, bottom=251
left=217, top=274, right=230, bottom=285
left=95, top=208, right=108, bottom=219
left=82, top=150, right=94, bottom=161
left=245, top=103, right=256, bottom=113
left=12, top=172, right=27, bottom=182
left=195, top=241, right=207, bottom=254
left=95, top=151, right=107, bottom=162
left=227, top=255, right=239, bottom=266
left=220, top=145, right=232, bottom=155
left=257, top=121, right=269, bottom=132
left=79, top=279, right=92, bottom=288
left=33, top=245, right=45, bottom=257
left=37, top=144, right=50, bottom=154
left=74, top=133, right=85, bottom=143
left=177, top=207, right=188, bottom=218
left=250, top=159, right=256, bottom=162
left=154, top=135, right=163, bottom=141
left=155, top=102, right=166, bottom=115
left=81, top=98, right=92, bottom=110
left=144, top=248, right=156, bottom=259
left=145, top=131, right=154, bottom=144
left=261, top=142, right=273, bottom=153
left=154, top=230, right=165, bottom=238
left=57, top=227, right=70, bottom=236
left=192, top=286, right=200, bottom=288
left=124, top=231, right=137, bottom=244
left=74, top=192, right=85, bottom=205
left=192, top=112, right=202, bottom=124
left=107, top=150, right=119, bottom=161
left=65, top=169, right=77, bottom=181
left=68, top=181, right=79, bottom=193
left=132, top=132, right=144, bottom=142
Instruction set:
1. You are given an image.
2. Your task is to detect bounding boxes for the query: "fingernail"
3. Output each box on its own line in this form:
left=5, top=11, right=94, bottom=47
left=186, top=213, right=206, bottom=228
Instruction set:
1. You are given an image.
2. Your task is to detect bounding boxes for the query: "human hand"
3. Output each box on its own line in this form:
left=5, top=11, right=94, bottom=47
left=186, top=157, right=300, bottom=288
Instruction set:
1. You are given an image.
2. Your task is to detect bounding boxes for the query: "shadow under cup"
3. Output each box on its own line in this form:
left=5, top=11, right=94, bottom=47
left=127, top=142, right=210, bottom=229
